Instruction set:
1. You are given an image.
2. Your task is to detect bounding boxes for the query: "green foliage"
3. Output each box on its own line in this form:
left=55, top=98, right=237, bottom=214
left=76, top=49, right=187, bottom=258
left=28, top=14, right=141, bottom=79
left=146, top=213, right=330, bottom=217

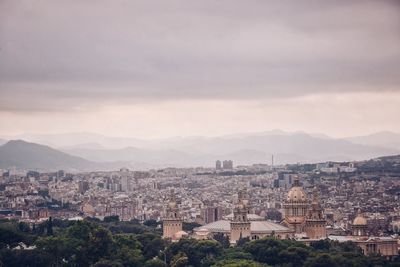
left=170, top=252, right=189, bottom=267
left=144, top=259, right=168, bottom=267
left=167, top=238, right=223, bottom=267
left=236, top=236, right=250, bottom=247
left=212, top=259, right=267, bottom=267
left=46, top=216, right=53, bottom=235
left=144, top=219, right=160, bottom=228
left=0, top=219, right=396, bottom=267
left=213, top=232, right=230, bottom=248
left=0, top=220, right=35, bottom=248
left=104, top=215, right=120, bottom=223
left=182, top=221, right=202, bottom=232
left=304, top=253, right=337, bottom=267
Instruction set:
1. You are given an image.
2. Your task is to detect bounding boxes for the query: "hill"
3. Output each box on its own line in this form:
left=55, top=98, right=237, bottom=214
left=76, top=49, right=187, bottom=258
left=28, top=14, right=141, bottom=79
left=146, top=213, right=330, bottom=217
left=0, top=140, right=98, bottom=171
left=63, top=132, right=399, bottom=166
left=345, top=131, right=400, bottom=150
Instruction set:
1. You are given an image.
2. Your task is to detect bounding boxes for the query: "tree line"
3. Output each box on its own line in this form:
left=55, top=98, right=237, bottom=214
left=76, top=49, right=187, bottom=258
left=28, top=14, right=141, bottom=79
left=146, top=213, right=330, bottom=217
left=0, top=217, right=399, bottom=267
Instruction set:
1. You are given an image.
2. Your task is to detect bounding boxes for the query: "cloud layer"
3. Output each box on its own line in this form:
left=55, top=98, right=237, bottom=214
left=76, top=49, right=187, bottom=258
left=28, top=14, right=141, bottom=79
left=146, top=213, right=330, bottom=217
left=1, top=1, right=400, bottom=106
left=0, top=0, right=399, bottom=137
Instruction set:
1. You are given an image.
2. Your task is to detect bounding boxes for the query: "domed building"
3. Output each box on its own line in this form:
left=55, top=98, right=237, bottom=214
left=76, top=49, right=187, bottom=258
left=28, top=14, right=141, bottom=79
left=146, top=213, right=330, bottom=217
left=282, top=177, right=308, bottom=233
left=352, top=210, right=368, bottom=236
left=194, top=189, right=293, bottom=244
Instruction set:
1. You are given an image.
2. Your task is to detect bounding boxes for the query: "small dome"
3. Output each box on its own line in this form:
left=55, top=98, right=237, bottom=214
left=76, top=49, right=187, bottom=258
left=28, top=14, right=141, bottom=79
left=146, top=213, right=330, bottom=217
left=168, top=200, right=177, bottom=209
left=287, top=187, right=307, bottom=202
left=173, top=230, right=188, bottom=239
left=197, top=228, right=210, bottom=234
left=353, top=215, right=367, bottom=225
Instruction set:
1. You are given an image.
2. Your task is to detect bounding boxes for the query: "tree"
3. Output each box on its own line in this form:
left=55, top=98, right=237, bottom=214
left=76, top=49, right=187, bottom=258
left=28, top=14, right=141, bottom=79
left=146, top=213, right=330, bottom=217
left=236, top=237, right=250, bottom=247
left=87, top=227, right=113, bottom=261
left=137, top=232, right=165, bottom=260
left=35, top=236, right=83, bottom=266
left=104, top=215, right=120, bottom=223
left=144, top=259, right=167, bottom=267
left=46, top=217, right=53, bottom=236
left=243, top=237, right=290, bottom=265
left=212, top=259, right=267, bottom=267
left=182, top=222, right=202, bottom=232
left=310, top=239, right=331, bottom=251
left=92, top=259, right=124, bottom=267
left=278, top=246, right=310, bottom=266
left=66, top=220, right=94, bottom=241
left=304, top=254, right=337, bottom=267
left=213, top=233, right=230, bottom=248
left=144, top=219, right=159, bottom=228
left=167, top=238, right=222, bottom=267
left=170, top=252, right=189, bottom=267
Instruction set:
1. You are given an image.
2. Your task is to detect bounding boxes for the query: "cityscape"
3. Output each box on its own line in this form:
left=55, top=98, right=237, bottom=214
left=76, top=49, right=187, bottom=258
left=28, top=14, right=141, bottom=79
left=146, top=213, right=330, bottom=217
left=1, top=0, right=400, bottom=266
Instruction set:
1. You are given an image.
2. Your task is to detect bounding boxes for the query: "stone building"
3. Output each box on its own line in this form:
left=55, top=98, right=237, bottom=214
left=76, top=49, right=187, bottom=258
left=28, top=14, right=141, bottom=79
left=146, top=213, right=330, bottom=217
left=162, top=189, right=185, bottom=241
left=305, top=188, right=327, bottom=239
left=282, top=177, right=308, bottom=233
left=352, top=211, right=368, bottom=237
left=230, top=189, right=251, bottom=244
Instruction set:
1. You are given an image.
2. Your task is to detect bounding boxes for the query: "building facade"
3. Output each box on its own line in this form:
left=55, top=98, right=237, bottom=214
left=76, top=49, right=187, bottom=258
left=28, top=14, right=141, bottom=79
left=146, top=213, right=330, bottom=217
left=162, top=190, right=183, bottom=240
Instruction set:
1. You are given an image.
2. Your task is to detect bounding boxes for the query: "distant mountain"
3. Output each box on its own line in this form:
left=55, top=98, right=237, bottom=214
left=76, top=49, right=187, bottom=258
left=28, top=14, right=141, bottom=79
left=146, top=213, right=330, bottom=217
left=0, top=140, right=124, bottom=172
left=61, top=142, right=106, bottom=150
left=4, top=132, right=146, bottom=149
left=63, top=132, right=400, bottom=167
left=345, top=131, right=400, bottom=150
left=62, top=146, right=204, bottom=167
left=0, top=139, right=7, bottom=146
left=3, top=131, right=400, bottom=169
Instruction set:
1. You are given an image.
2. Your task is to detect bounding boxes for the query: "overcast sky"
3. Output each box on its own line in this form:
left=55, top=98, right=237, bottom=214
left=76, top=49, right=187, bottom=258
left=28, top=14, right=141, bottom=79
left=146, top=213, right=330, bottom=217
left=0, top=0, right=399, bottom=138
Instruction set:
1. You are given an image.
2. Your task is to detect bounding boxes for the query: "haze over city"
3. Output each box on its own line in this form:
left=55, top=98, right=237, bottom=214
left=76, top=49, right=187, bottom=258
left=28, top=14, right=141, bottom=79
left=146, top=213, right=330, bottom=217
left=0, top=2, right=400, bottom=266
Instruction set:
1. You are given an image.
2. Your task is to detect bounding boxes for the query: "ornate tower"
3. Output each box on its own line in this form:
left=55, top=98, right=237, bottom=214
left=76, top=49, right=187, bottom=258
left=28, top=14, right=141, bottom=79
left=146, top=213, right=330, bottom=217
left=352, top=210, right=368, bottom=236
left=305, top=187, right=327, bottom=239
left=283, top=177, right=308, bottom=233
left=230, top=189, right=251, bottom=245
left=162, top=189, right=183, bottom=239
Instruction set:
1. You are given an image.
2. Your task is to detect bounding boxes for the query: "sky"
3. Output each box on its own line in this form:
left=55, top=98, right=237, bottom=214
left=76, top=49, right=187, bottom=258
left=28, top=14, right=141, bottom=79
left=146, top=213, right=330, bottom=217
left=0, top=0, right=399, bottom=139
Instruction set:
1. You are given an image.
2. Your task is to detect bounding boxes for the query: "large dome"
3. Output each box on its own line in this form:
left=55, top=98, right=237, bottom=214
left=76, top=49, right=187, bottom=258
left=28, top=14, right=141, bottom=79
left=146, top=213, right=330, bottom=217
left=353, top=215, right=367, bottom=225
left=286, top=186, right=307, bottom=203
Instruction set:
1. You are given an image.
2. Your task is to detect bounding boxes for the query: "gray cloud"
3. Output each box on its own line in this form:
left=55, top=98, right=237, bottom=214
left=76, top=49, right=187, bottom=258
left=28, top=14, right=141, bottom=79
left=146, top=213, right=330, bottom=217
left=0, top=0, right=399, bottom=111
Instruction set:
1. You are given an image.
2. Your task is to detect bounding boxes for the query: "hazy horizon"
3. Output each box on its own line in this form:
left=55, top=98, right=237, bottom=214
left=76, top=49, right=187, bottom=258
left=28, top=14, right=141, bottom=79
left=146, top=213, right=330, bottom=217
left=1, top=1, right=400, bottom=139
left=1, top=128, right=400, bottom=142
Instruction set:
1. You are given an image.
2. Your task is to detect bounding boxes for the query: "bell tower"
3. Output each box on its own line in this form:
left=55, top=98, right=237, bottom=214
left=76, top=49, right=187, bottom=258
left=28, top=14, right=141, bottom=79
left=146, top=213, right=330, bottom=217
left=162, top=189, right=183, bottom=239
left=230, top=189, right=251, bottom=245
left=305, top=187, right=327, bottom=239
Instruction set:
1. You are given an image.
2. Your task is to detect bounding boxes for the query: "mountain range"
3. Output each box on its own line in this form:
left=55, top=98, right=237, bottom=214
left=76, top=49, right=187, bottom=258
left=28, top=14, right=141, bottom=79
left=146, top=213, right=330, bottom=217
left=0, top=130, right=399, bottom=171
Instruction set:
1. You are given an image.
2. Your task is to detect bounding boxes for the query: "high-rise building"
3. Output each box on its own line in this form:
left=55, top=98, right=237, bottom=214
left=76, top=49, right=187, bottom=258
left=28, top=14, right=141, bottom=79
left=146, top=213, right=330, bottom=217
left=121, top=175, right=130, bottom=192
left=222, top=160, right=233, bottom=170
left=201, top=206, right=223, bottom=224
left=78, top=180, right=90, bottom=194
left=215, top=160, right=222, bottom=170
